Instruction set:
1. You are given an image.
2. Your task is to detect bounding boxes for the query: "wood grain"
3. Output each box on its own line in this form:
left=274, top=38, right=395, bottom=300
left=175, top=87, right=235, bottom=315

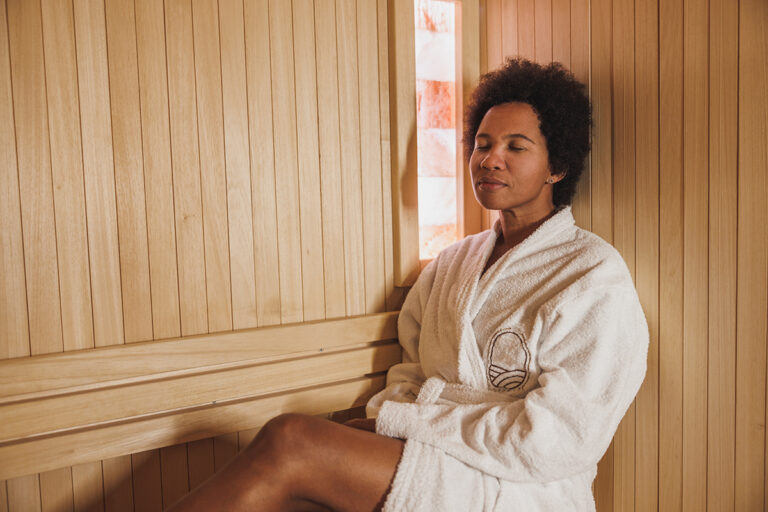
left=269, top=0, right=304, bottom=323
left=634, top=0, right=660, bottom=509
left=293, top=0, right=326, bottom=321
left=7, top=0, right=63, bottom=356
left=135, top=0, right=182, bottom=340
left=735, top=0, right=768, bottom=509
left=105, top=0, right=154, bottom=344
left=73, top=0, right=125, bottom=347
left=40, top=0, right=94, bottom=352
left=707, top=0, right=738, bottom=510
left=244, top=0, right=281, bottom=326
left=681, top=0, right=709, bottom=508
left=72, top=462, right=104, bottom=512
left=315, top=0, right=347, bottom=318
left=39, top=467, right=73, bottom=512
left=164, top=0, right=208, bottom=336
left=192, top=0, right=233, bottom=334
left=358, top=0, right=386, bottom=315
left=658, top=0, right=685, bottom=507
left=219, top=0, right=259, bottom=329
left=0, top=0, right=30, bottom=359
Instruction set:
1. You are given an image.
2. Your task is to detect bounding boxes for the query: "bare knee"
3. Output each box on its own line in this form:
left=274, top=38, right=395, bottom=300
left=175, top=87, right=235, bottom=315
left=243, top=414, right=317, bottom=481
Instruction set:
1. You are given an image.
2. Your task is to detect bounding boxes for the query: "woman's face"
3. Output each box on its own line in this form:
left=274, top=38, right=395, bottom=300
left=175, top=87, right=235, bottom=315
left=469, top=102, right=560, bottom=215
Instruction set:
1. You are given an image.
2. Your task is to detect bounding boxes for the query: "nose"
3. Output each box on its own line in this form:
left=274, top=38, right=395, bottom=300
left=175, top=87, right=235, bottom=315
left=481, top=147, right=504, bottom=170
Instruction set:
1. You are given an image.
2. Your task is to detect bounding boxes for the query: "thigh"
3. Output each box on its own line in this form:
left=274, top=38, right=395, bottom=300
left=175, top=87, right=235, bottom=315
left=279, top=414, right=404, bottom=512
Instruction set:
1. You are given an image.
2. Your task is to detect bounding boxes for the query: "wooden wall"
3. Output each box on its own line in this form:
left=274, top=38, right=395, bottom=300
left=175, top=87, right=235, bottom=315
left=484, top=0, right=768, bottom=510
left=0, top=0, right=395, bottom=509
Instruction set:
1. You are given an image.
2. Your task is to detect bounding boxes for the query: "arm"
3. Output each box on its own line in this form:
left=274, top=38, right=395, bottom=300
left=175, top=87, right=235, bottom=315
left=365, top=260, right=438, bottom=418
left=374, top=285, right=648, bottom=483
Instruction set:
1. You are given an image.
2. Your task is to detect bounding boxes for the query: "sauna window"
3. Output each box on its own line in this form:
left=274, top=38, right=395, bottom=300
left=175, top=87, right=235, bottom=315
left=415, top=0, right=461, bottom=260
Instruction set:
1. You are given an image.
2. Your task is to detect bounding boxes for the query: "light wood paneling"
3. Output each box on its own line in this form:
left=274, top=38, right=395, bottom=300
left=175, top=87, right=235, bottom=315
left=39, top=468, right=73, bottom=512
left=244, top=0, right=281, bottom=326
left=0, top=0, right=29, bottom=360
left=220, top=0, right=258, bottom=330
left=269, top=0, right=304, bottom=323
left=135, top=0, right=182, bottom=340
left=165, top=0, right=208, bottom=336
left=72, top=462, right=104, bottom=512
left=293, top=0, right=326, bottom=321
left=315, top=0, right=347, bottom=318
left=736, top=0, right=768, bottom=510
left=102, top=455, right=133, bottom=512
left=192, top=0, right=233, bottom=334
left=7, top=0, right=63, bottom=356
left=40, top=0, right=94, bottom=353
left=73, top=0, right=124, bottom=348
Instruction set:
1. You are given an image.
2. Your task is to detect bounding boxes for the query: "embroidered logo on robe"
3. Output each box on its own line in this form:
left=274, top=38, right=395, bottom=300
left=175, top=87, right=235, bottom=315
left=487, top=330, right=530, bottom=391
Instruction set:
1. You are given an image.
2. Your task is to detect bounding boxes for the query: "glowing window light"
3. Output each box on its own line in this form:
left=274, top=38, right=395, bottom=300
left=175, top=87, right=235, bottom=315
left=415, top=0, right=459, bottom=260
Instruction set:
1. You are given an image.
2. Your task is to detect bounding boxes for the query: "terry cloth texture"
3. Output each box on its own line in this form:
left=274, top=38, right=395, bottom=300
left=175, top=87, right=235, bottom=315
left=367, top=207, right=648, bottom=512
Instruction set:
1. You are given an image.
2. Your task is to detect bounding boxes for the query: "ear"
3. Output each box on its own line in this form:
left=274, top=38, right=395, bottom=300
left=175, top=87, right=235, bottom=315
left=547, top=170, right=566, bottom=184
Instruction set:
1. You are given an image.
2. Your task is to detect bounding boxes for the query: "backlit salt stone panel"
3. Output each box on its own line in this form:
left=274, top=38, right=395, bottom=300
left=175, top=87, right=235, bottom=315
left=415, top=0, right=459, bottom=259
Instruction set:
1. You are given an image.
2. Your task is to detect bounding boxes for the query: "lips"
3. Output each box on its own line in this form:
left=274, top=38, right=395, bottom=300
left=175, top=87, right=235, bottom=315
left=476, top=177, right=507, bottom=190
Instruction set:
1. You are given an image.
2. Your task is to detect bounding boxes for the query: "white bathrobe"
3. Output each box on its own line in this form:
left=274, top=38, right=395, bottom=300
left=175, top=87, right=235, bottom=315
left=366, top=207, right=648, bottom=511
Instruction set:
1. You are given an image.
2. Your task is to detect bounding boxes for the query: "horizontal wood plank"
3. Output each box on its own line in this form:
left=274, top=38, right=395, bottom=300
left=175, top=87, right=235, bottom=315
left=0, top=312, right=398, bottom=400
left=0, top=376, right=385, bottom=480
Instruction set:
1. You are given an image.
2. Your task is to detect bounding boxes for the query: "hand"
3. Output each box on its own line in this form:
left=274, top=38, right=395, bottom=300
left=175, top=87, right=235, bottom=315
left=344, top=417, right=377, bottom=433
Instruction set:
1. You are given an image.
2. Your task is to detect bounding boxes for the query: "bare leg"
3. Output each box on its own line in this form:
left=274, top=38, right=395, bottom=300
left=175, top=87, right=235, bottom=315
left=168, top=414, right=404, bottom=511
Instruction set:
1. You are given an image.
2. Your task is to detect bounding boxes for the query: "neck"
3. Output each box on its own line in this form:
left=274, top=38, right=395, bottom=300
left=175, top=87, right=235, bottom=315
left=497, top=204, right=557, bottom=249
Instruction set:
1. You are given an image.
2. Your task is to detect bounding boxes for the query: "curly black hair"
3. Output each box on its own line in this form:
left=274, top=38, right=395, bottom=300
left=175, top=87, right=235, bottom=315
left=463, top=58, right=591, bottom=206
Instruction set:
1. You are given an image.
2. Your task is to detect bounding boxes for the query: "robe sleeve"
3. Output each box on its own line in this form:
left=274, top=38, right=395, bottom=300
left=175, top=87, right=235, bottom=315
left=365, top=260, right=437, bottom=418
left=374, top=284, right=648, bottom=483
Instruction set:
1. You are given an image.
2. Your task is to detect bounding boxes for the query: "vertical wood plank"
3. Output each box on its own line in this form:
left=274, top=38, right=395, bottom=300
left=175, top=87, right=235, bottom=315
left=135, top=0, right=182, bottom=340
left=459, top=0, right=483, bottom=240
left=213, top=434, right=238, bottom=471
left=0, top=481, right=7, bottom=512
left=551, top=0, right=570, bottom=67
left=105, top=0, right=154, bottom=343
left=658, top=0, right=684, bottom=509
left=611, top=1, right=636, bottom=508
left=387, top=0, right=419, bottom=285
left=736, top=0, right=768, bottom=509
left=534, top=0, right=553, bottom=63
left=707, top=0, right=738, bottom=510
left=634, top=0, right=660, bottom=509
left=7, top=475, right=40, bottom=512
left=516, top=0, right=535, bottom=61
left=315, top=0, right=346, bottom=318
left=500, top=0, right=517, bottom=59
left=219, top=0, right=258, bottom=329
left=485, top=0, right=502, bottom=67
left=378, top=0, right=403, bottom=311
left=569, top=0, right=590, bottom=230
left=73, top=0, right=125, bottom=347
left=293, top=0, right=326, bottom=321
left=337, top=0, right=365, bottom=313
left=40, top=0, right=94, bottom=352
left=634, top=3, right=658, bottom=509
left=164, top=0, right=208, bottom=336
left=186, top=439, right=215, bottom=490
left=160, top=445, right=189, bottom=509
left=72, top=462, right=104, bottom=512
left=590, top=0, right=614, bottom=508
left=7, top=0, right=64, bottom=356
left=191, top=0, right=233, bottom=334
left=269, top=0, right=304, bottom=323
left=244, top=0, right=281, bottom=326
left=358, top=0, right=386, bottom=314
left=681, top=0, right=708, bottom=509
left=0, top=0, right=30, bottom=359
left=130, top=450, right=162, bottom=512
left=101, top=456, right=133, bottom=512
left=39, top=468, right=73, bottom=512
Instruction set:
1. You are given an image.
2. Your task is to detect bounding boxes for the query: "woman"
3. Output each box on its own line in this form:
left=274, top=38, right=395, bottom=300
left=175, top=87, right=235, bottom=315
left=171, top=58, right=647, bottom=512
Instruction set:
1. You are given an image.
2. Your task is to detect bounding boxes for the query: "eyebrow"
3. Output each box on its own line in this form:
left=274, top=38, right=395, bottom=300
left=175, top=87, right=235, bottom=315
left=475, top=133, right=536, bottom=144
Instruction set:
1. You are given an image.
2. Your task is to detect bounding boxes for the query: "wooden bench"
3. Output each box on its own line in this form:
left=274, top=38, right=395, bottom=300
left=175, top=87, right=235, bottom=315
left=0, top=312, right=400, bottom=480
